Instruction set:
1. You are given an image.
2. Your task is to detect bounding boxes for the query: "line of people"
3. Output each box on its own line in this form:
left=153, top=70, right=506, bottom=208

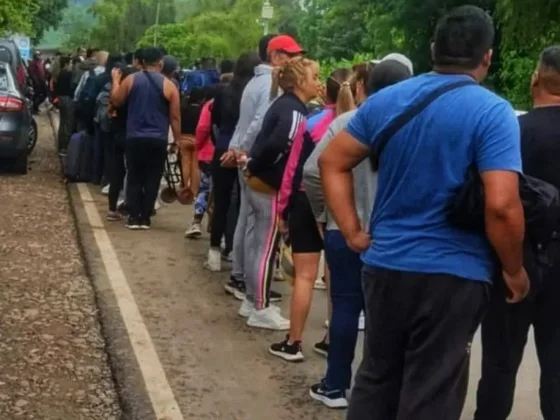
left=180, top=6, right=559, bottom=419
left=53, top=5, right=559, bottom=418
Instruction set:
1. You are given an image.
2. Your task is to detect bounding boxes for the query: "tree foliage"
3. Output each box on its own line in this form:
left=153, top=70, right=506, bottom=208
left=0, top=0, right=38, bottom=37
left=138, top=0, right=264, bottom=66
left=31, top=0, right=69, bottom=44
left=89, top=0, right=176, bottom=52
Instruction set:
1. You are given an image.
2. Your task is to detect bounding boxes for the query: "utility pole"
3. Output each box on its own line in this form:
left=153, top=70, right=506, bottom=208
left=153, top=0, right=161, bottom=46
left=261, top=0, right=274, bottom=35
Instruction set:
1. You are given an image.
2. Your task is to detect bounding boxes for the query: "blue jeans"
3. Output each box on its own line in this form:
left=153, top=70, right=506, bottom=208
left=194, top=163, right=212, bottom=218
left=324, top=229, right=364, bottom=391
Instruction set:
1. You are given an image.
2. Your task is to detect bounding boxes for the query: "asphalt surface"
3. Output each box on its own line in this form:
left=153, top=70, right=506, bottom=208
left=0, top=114, right=121, bottom=420
left=50, top=111, right=541, bottom=419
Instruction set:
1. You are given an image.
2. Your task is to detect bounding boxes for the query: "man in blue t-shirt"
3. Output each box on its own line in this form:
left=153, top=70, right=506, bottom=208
left=318, top=5, right=529, bottom=420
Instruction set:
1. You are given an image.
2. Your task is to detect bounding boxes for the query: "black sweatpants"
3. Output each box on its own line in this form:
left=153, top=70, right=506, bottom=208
left=125, top=137, right=167, bottom=224
left=347, top=266, right=488, bottom=420
left=210, top=160, right=239, bottom=250
left=475, top=242, right=560, bottom=420
left=108, top=132, right=126, bottom=212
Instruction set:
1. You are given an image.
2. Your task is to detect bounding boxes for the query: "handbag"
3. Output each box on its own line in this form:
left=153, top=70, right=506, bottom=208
left=246, top=176, right=277, bottom=195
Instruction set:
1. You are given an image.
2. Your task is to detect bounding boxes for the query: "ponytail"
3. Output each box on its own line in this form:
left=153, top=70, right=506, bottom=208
left=335, top=80, right=356, bottom=116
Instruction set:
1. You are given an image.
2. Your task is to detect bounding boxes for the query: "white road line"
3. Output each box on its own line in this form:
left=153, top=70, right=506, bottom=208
left=76, top=183, right=184, bottom=420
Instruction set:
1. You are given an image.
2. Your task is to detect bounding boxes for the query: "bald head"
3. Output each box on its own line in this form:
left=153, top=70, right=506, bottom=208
left=535, top=45, right=560, bottom=96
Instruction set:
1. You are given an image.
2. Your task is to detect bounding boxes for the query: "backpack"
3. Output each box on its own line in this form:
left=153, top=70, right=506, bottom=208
left=95, top=82, right=112, bottom=132
left=181, top=69, right=219, bottom=95
left=76, top=70, right=98, bottom=127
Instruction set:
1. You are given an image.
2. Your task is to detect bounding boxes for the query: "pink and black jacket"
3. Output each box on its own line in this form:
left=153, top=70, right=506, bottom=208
left=248, top=92, right=316, bottom=221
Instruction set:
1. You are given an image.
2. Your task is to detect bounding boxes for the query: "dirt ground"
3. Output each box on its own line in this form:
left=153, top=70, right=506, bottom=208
left=0, top=115, right=121, bottom=420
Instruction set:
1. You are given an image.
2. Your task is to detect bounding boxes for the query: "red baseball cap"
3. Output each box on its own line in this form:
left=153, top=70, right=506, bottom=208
left=267, top=35, right=305, bottom=54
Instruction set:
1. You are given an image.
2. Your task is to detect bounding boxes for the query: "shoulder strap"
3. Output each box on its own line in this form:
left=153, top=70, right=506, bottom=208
left=371, top=79, right=477, bottom=168
left=142, top=70, right=168, bottom=103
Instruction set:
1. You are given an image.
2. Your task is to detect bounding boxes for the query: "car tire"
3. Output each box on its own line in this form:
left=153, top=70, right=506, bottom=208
left=27, top=118, right=38, bottom=155
left=13, top=154, right=28, bottom=175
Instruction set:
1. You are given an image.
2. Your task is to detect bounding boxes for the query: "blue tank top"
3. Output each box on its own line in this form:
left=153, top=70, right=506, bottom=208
left=126, top=71, right=170, bottom=140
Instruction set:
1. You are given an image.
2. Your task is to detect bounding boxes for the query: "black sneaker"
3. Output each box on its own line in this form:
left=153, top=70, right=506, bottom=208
left=309, top=380, right=348, bottom=409
left=126, top=218, right=141, bottom=230
left=233, top=281, right=246, bottom=301
left=269, top=290, right=282, bottom=302
left=269, top=335, right=304, bottom=362
left=313, top=338, right=329, bottom=357
left=224, top=277, right=243, bottom=296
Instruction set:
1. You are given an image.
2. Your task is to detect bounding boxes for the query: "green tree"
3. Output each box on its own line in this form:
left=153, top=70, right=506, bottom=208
left=31, top=0, right=69, bottom=43
left=89, top=0, right=176, bottom=52
left=139, top=0, right=264, bottom=66
left=0, top=0, right=38, bottom=37
left=496, top=0, right=560, bottom=108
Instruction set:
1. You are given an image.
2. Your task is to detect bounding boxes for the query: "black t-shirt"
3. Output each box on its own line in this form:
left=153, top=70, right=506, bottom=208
left=520, top=106, right=560, bottom=190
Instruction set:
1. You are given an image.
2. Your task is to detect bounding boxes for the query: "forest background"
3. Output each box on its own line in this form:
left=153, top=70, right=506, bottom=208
left=1, top=0, right=558, bottom=108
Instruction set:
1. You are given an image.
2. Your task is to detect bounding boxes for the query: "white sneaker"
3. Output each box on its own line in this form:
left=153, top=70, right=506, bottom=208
left=204, top=248, right=221, bottom=272
left=359, top=311, right=365, bottom=331
left=238, top=298, right=254, bottom=318
left=154, top=199, right=161, bottom=211
left=101, top=184, right=110, bottom=196
left=314, top=277, right=327, bottom=290
left=185, top=222, right=202, bottom=239
left=247, top=306, right=290, bottom=331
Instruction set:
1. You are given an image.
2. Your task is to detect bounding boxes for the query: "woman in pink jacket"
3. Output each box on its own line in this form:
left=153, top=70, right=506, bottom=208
left=185, top=88, right=215, bottom=238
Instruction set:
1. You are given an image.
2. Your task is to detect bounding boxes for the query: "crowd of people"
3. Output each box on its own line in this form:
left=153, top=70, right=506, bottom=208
left=45, top=4, right=560, bottom=419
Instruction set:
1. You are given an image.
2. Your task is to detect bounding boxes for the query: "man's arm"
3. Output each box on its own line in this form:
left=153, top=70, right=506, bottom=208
left=110, top=74, right=132, bottom=108
left=476, top=101, right=528, bottom=301
left=481, top=171, right=524, bottom=275
left=241, top=90, right=268, bottom=151
left=319, top=130, right=370, bottom=251
left=165, top=79, right=181, bottom=144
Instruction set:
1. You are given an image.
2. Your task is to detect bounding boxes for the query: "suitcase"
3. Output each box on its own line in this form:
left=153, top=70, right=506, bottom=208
left=65, top=131, right=93, bottom=182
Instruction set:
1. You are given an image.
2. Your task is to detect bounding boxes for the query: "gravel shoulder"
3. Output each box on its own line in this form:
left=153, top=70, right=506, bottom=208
left=0, top=115, right=121, bottom=420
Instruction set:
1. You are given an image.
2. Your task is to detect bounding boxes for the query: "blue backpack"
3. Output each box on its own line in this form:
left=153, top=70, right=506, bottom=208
left=181, top=69, right=220, bottom=95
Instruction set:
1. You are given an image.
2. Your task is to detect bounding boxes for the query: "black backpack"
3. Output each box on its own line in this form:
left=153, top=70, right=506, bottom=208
left=77, top=70, right=98, bottom=124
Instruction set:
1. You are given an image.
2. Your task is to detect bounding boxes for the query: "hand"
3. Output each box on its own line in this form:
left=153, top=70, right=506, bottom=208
left=111, top=68, right=122, bottom=82
left=220, top=150, right=237, bottom=168
left=234, top=150, right=247, bottom=163
left=502, top=267, right=530, bottom=303
left=346, top=230, right=371, bottom=253
left=278, top=219, right=288, bottom=235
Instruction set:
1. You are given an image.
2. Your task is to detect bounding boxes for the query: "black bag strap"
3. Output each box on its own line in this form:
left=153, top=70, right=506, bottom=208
left=142, top=70, right=168, bottom=103
left=370, top=79, right=477, bottom=169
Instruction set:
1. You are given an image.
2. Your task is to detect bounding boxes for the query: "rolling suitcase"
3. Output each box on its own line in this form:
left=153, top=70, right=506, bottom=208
left=65, top=130, right=93, bottom=182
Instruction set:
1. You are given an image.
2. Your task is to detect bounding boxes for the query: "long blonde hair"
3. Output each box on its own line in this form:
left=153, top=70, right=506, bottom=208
left=270, top=57, right=319, bottom=101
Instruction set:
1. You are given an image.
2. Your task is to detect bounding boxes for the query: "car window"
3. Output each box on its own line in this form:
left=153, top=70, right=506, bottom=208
left=0, top=68, right=8, bottom=91
left=0, top=47, right=12, bottom=65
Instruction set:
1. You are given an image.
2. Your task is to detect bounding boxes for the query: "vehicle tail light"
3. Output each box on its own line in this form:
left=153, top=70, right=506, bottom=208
left=0, top=95, right=24, bottom=112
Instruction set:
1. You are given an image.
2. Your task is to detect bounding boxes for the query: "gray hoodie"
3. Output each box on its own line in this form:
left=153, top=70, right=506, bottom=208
left=303, top=110, right=377, bottom=232
left=229, top=64, right=274, bottom=152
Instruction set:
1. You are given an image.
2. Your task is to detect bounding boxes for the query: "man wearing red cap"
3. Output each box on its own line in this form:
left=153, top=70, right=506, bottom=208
left=220, top=34, right=304, bottom=330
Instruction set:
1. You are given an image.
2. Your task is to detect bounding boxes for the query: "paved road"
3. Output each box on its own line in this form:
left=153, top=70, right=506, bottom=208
left=52, top=112, right=541, bottom=419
